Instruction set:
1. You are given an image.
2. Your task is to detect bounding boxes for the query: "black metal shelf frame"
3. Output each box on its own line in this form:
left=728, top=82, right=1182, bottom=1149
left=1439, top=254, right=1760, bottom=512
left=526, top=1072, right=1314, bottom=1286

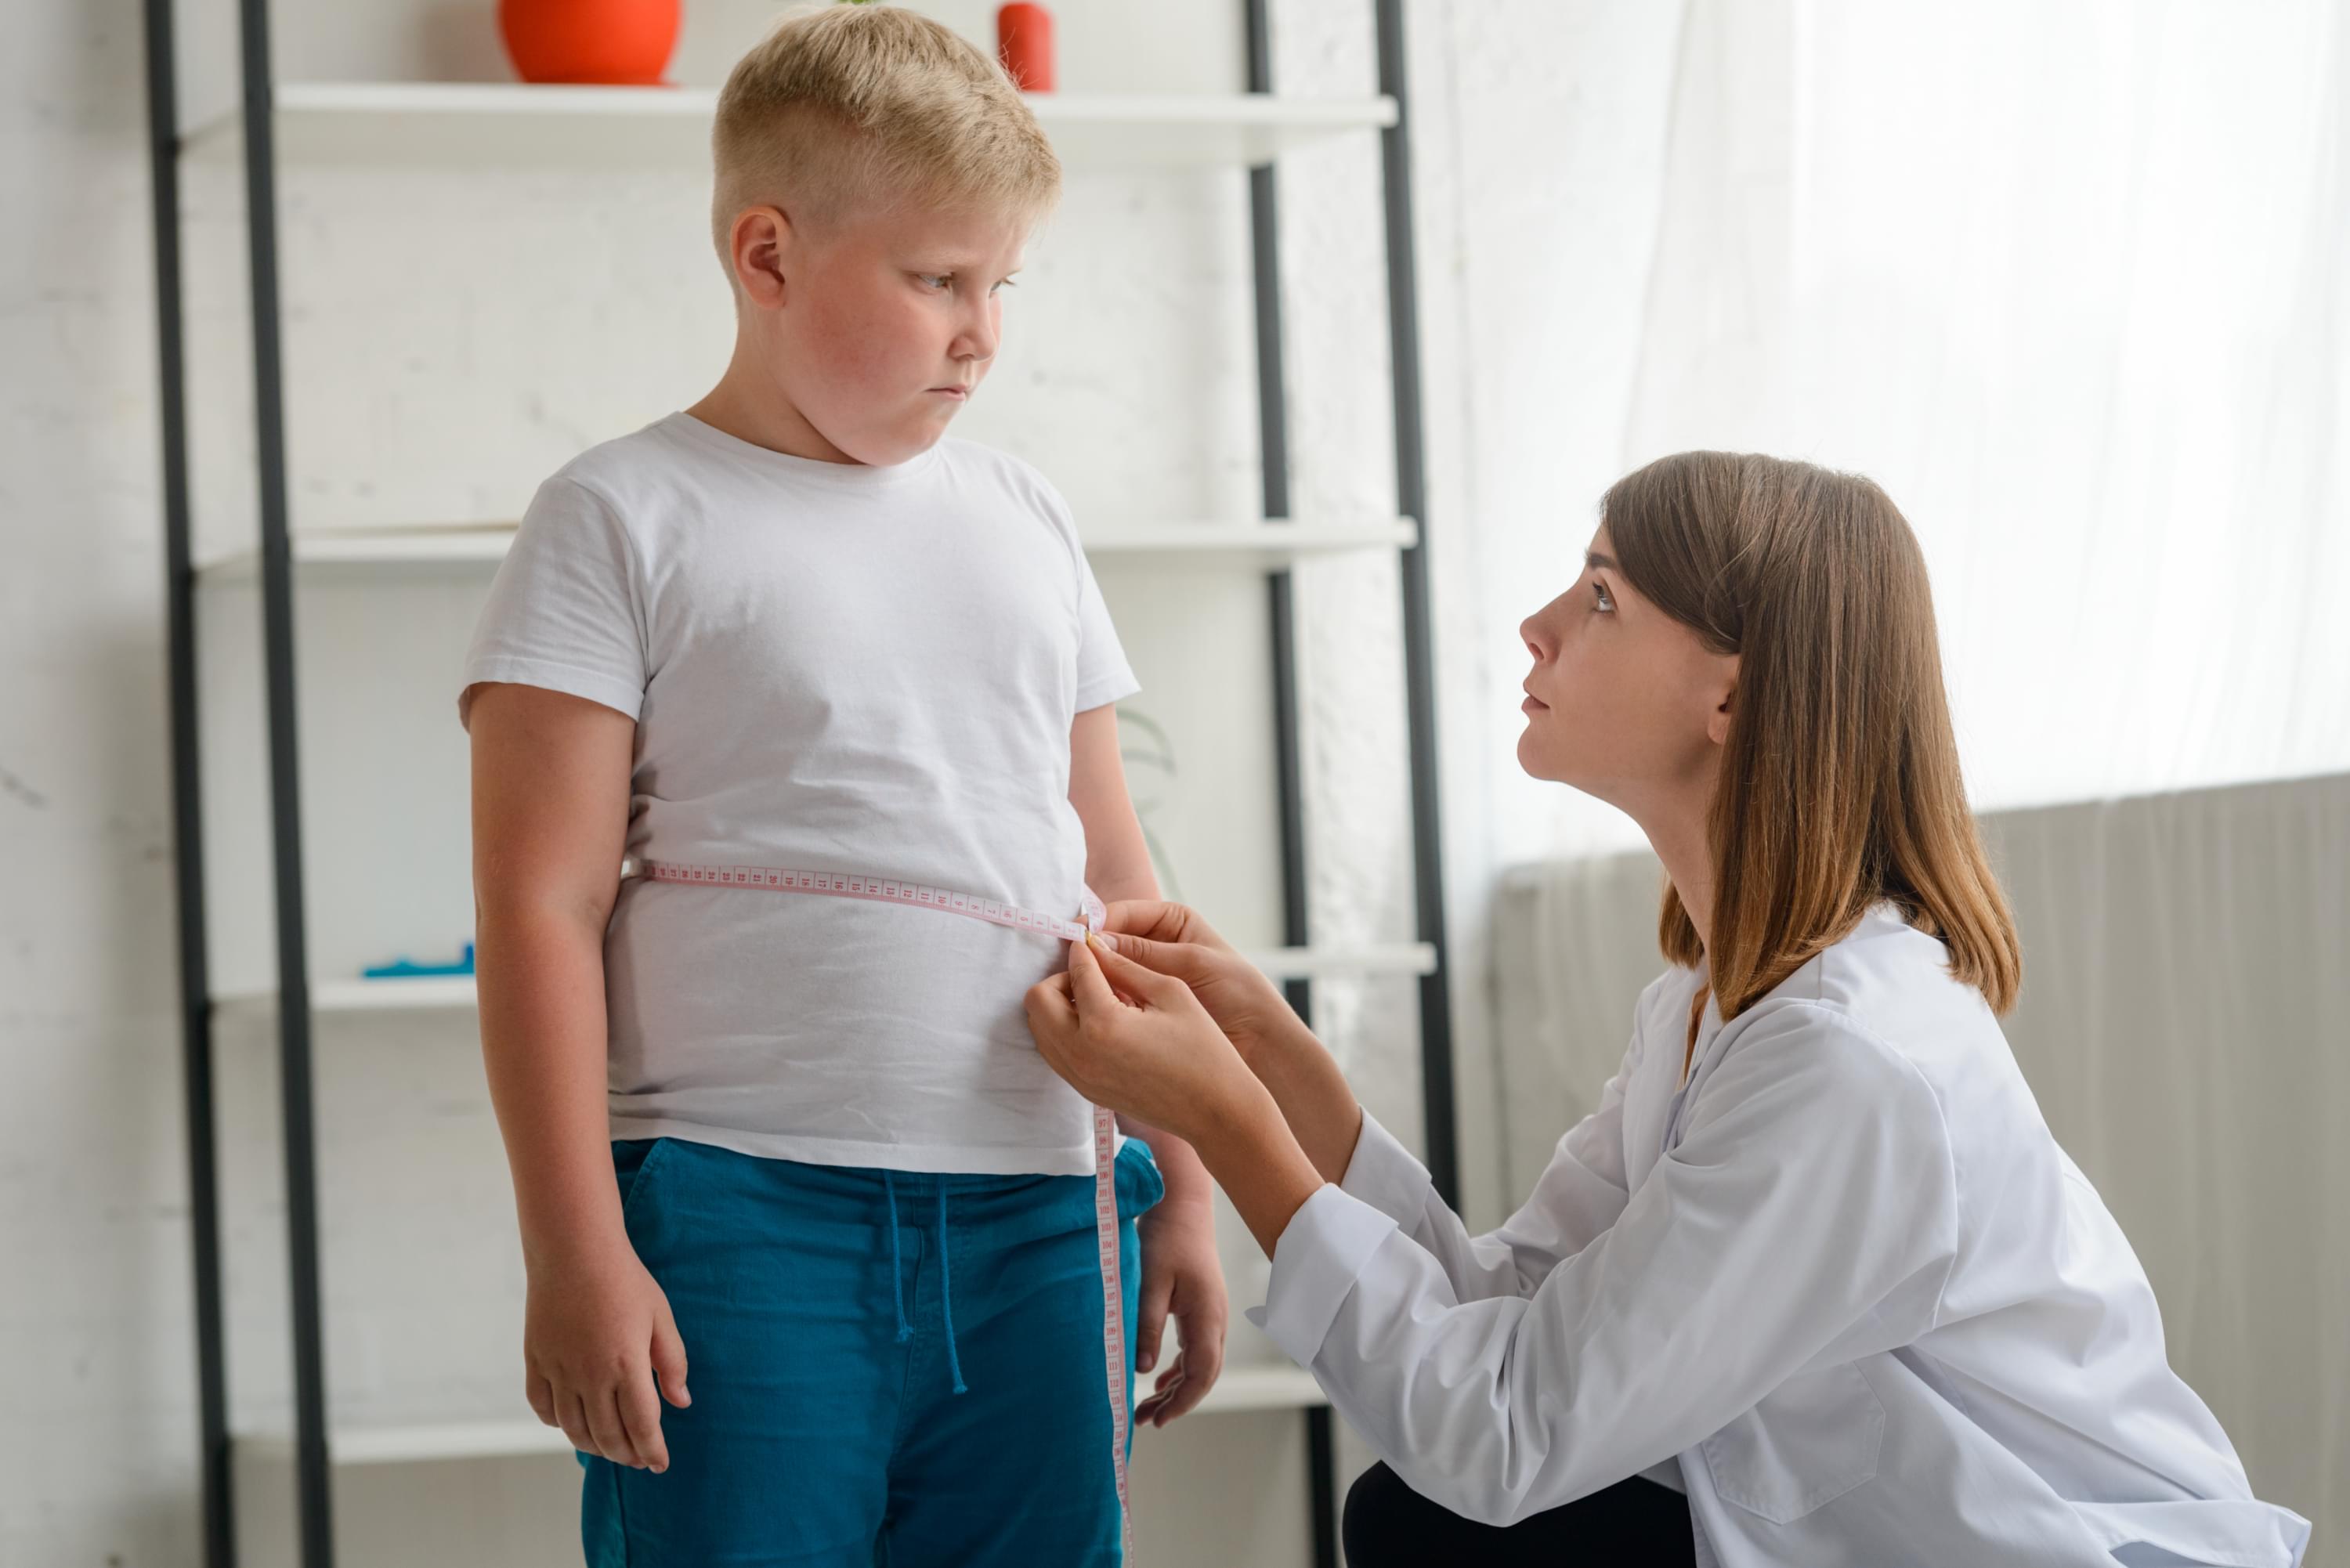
left=140, top=2, right=1453, bottom=1563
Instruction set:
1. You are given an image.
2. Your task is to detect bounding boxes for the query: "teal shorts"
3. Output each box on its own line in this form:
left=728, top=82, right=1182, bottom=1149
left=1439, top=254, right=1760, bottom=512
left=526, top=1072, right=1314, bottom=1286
left=581, top=1133, right=1165, bottom=1566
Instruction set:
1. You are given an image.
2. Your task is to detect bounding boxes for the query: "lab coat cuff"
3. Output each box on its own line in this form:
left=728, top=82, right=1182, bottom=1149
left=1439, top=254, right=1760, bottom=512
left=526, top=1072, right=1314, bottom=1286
left=1338, top=1108, right=1437, bottom=1229
left=1244, top=1184, right=1399, bottom=1368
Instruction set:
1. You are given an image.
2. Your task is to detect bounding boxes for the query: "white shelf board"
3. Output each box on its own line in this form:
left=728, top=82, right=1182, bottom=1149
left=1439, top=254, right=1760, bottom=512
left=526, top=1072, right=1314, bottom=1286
left=1191, top=1363, right=1331, bottom=1414
left=208, top=977, right=468, bottom=1015
left=195, top=526, right=519, bottom=579
left=183, top=84, right=1397, bottom=171
left=193, top=518, right=1419, bottom=581
left=210, top=976, right=479, bottom=1015
left=1087, top=518, right=1419, bottom=568
left=234, top=1367, right=1325, bottom=1466
left=236, top=1419, right=572, bottom=1468
left=1244, top=942, right=1438, bottom=981
left=214, top=942, right=1434, bottom=1019
left=327, top=976, right=481, bottom=1011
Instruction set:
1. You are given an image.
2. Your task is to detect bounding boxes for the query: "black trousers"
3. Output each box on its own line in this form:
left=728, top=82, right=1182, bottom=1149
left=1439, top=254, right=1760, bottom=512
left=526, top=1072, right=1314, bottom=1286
left=1342, top=1462, right=1697, bottom=1567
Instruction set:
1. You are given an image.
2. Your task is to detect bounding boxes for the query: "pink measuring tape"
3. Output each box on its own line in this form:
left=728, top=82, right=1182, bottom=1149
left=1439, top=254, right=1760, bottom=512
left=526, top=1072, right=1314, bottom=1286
left=631, top=858, right=1137, bottom=1563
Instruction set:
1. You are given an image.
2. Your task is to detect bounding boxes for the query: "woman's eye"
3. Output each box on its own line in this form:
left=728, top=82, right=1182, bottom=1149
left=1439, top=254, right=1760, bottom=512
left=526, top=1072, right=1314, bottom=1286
left=1593, top=580, right=1614, bottom=612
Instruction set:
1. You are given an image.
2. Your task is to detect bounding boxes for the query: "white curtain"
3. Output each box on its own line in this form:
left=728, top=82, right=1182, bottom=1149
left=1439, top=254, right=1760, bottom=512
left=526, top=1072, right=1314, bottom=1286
left=1462, top=4, right=2349, bottom=1548
left=1507, top=0, right=2350, bottom=861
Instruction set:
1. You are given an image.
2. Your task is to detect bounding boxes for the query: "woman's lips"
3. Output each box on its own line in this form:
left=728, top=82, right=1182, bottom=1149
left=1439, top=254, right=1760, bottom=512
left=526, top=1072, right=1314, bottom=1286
left=1522, top=695, right=1547, bottom=713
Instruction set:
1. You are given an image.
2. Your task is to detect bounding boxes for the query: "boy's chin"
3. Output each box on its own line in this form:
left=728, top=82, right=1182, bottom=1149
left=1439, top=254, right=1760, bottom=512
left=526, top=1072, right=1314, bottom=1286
left=836, top=422, right=949, bottom=468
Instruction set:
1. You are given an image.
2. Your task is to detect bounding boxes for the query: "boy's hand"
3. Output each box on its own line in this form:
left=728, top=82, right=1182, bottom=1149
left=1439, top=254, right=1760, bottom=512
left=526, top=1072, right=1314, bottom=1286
left=1132, top=1197, right=1227, bottom=1428
left=523, top=1239, right=692, bottom=1472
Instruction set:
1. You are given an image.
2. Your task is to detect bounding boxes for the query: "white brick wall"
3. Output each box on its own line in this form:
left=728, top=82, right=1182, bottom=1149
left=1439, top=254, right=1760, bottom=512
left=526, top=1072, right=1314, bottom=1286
left=2, top=0, right=210, bottom=1560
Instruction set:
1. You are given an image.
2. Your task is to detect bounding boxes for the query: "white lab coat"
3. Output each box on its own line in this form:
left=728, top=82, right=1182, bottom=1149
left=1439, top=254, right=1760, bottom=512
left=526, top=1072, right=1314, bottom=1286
left=1247, top=902, right=2311, bottom=1567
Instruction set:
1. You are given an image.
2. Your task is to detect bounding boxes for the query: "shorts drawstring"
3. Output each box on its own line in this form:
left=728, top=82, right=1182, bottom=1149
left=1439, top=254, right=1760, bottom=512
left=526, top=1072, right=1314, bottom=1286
left=880, top=1169, right=965, bottom=1394
left=938, top=1184, right=967, bottom=1395
left=883, top=1169, right=912, bottom=1344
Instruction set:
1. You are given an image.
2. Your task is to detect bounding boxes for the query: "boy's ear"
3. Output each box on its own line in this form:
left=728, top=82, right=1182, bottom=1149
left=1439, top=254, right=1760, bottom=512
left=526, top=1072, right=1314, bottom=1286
left=729, top=205, right=792, bottom=307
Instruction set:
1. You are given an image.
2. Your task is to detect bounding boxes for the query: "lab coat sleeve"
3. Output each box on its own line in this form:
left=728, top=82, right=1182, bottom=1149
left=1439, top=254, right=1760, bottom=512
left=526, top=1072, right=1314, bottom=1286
left=1252, top=1002, right=1960, bottom=1527
left=1334, top=1024, right=1643, bottom=1303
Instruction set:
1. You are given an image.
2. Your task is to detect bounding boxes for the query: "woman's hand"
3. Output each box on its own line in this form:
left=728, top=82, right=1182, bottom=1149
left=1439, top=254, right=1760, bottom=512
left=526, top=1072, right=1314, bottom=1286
left=1097, top=900, right=1368, bottom=1191
left=1031, top=930, right=1336, bottom=1262
left=1024, top=933, right=1261, bottom=1153
left=1093, top=901, right=1307, bottom=1070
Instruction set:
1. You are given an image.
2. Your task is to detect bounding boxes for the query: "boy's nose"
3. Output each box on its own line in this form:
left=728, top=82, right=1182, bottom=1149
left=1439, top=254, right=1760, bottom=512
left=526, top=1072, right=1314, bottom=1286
left=954, top=307, right=999, bottom=363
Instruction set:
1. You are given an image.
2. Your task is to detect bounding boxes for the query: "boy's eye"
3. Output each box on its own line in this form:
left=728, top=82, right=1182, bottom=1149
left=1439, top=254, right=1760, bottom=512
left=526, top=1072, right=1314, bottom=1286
left=917, top=273, right=953, bottom=291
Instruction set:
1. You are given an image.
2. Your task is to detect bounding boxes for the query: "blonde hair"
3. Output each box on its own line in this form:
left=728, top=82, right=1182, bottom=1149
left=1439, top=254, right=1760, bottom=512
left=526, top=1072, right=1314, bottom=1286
left=710, top=4, right=1060, bottom=276
left=1599, top=452, right=2023, bottom=1053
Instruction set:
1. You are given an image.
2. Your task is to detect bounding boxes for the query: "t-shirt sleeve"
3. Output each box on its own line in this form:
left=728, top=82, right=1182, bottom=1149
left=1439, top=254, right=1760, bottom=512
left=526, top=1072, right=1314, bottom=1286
left=457, top=474, right=649, bottom=729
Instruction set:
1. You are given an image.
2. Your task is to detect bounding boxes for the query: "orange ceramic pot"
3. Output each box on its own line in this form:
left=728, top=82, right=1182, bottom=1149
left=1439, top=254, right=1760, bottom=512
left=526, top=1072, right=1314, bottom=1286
left=499, top=0, right=681, bottom=86
left=997, top=2, right=1054, bottom=92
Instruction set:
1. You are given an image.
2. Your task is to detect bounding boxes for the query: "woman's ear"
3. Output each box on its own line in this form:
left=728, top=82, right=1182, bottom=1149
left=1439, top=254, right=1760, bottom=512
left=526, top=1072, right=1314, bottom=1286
left=1705, top=656, right=1739, bottom=747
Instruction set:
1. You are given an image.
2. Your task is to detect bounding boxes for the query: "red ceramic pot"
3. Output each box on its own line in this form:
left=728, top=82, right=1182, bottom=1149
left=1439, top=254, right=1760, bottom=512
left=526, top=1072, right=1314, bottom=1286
left=499, top=0, right=681, bottom=86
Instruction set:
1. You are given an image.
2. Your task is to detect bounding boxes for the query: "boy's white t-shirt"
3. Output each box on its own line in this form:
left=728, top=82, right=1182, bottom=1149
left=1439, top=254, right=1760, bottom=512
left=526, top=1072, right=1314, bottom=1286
left=459, top=412, right=1141, bottom=1176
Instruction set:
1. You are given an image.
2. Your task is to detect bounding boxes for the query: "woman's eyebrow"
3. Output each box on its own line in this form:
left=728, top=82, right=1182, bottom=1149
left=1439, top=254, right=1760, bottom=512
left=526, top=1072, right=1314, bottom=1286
left=1585, top=550, right=1618, bottom=572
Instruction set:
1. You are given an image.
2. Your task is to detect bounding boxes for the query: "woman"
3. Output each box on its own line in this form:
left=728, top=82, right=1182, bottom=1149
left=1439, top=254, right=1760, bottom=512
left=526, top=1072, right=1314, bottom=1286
left=1024, top=453, right=2311, bottom=1567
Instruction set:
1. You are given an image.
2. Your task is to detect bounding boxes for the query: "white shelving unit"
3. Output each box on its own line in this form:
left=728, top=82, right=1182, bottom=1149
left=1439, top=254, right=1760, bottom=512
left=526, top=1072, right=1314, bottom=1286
left=150, top=5, right=1453, bottom=1566
left=182, top=81, right=1396, bottom=169
left=192, top=516, right=1421, bottom=579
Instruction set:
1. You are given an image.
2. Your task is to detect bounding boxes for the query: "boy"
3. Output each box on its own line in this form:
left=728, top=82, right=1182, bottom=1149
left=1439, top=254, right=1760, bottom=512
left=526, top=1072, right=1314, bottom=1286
left=458, top=7, right=1227, bottom=1562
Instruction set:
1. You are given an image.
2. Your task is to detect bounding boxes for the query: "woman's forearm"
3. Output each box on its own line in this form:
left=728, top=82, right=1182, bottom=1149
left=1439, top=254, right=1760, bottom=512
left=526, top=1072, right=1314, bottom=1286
left=1249, top=1015, right=1367, bottom=1188
left=475, top=900, right=629, bottom=1268
left=1191, top=1084, right=1329, bottom=1255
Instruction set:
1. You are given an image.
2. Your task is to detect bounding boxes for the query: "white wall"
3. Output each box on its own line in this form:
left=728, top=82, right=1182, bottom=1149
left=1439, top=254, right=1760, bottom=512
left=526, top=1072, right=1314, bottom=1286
left=1400, top=0, right=1693, bottom=1228
left=1, top=0, right=213, bottom=1559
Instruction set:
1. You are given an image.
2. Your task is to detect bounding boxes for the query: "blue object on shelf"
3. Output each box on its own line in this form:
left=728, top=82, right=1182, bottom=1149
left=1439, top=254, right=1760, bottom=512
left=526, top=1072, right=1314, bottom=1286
left=362, top=941, right=475, bottom=980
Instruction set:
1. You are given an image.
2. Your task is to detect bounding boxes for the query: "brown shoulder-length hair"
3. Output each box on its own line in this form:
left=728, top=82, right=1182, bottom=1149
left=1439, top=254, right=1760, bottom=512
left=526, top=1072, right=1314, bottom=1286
left=1602, top=452, right=2021, bottom=1039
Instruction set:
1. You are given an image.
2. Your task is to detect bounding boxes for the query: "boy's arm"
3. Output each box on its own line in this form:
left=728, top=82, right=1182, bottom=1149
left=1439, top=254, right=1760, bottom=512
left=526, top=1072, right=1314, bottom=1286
left=470, top=681, right=634, bottom=1264
left=1068, top=702, right=1227, bottom=1423
left=469, top=681, right=689, bottom=1471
